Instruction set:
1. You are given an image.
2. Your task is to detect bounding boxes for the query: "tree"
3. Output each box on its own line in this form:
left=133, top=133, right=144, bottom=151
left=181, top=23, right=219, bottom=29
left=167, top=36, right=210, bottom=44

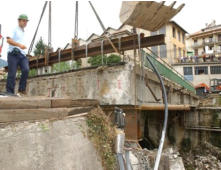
left=33, top=37, right=47, bottom=56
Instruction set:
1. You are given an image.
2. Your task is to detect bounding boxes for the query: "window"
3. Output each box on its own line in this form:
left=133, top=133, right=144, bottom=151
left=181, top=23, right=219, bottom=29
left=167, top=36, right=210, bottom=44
left=159, top=26, right=166, bottom=35
left=209, top=36, right=213, bottom=42
left=211, top=66, right=221, bottom=74
left=178, top=48, right=181, bottom=57
left=182, top=33, right=185, bottom=43
left=184, top=67, right=193, bottom=75
left=173, top=45, right=177, bottom=58
left=151, top=31, right=158, bottom=36
left=218, top=34, right=221, bottom=41
left=195, top=66, right=208, bottom=75
left=209, top=46, right=213, bottom=50
left=194, top=39, right=198, bottom=44
left=178, top=31, right=181, bottom=41
left=160, top=45, right=167, bottom=58
left=194, top=49, right=198, bottom=56
left=151, top=46, right=158, bottom=56
left=173, top=27, right=176, bottom=38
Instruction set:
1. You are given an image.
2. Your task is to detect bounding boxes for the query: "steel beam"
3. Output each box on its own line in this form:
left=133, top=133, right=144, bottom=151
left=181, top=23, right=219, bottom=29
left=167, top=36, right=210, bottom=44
left=26, top=33, right=165, bottom=69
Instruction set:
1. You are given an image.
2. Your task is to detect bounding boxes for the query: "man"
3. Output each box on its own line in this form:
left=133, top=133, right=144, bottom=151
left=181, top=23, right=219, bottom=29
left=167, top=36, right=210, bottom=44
left=6, top=14, right=29, bottom=96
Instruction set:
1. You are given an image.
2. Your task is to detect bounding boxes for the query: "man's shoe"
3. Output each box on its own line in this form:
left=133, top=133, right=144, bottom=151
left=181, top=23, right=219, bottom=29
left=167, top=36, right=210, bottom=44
left=0, top=92, right=18, bottom=97
left=17, top=91, right=27, bottom=97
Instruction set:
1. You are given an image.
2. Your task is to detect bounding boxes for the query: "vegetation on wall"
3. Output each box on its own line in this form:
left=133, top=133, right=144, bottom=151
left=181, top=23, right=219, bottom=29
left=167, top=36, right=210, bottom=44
left=86, top=107, right=116, bottom=170
left=52, top=60, right=81, bottom=73
left=88, top=54, right=121, bottom=66
left=29, top=69, right=37, bottom=77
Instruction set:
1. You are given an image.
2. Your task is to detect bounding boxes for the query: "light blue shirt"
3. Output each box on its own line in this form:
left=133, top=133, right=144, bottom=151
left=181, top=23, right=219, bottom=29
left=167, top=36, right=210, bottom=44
left=8, top=26, right=26, bottom=55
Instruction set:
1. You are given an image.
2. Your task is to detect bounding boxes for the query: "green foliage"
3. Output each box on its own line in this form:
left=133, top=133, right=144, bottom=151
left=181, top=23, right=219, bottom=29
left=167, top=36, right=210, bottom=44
left=29, top=69, right=37, bottom=77
left=52, top=61, right=72, bottom=73
left=88, top=55, right=108, bottom=66
left=88, top=54, right=121, bottom=66
left=71, top=59, right=81, bottom=69
left=52, top=59, right=81, bottom=73
left=107, top=54, right=121, bottom=64
left=86, top=108, right=116, bottom=170
left=33, top=37, right=47, bottom=56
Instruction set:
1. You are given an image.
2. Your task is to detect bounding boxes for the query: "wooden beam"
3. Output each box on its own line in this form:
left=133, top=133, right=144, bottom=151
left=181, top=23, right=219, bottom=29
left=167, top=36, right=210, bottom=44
left=0, top=97, right=52, bottom=109
left=0, top=107, right=93, bottom=123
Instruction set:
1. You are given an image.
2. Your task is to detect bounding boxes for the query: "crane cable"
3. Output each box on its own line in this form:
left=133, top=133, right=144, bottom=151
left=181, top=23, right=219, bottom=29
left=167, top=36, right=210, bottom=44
left=28, top=1, right=48, bottom=55
left=74, top=1, right=78, bottom=39
left=88, top=1, right=120, bottom=55
left=48, top=1, right=52, bottom=49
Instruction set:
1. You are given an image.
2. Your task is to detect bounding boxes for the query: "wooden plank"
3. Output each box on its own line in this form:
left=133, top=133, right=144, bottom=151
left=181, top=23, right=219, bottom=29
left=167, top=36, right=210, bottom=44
left=120, top=1, right=185, bottom=31
left=71, top=99, right=99, bottom=107
left=51, top=98, right=72, bottom=108
left=0, top=97, right=52, bottom=109
left=0, top=107, right=93, bottom=123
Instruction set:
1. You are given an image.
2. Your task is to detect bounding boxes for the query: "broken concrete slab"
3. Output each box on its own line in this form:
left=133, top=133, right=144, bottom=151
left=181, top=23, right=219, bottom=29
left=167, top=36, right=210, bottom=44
left=0, top=116, right=103, bottom=170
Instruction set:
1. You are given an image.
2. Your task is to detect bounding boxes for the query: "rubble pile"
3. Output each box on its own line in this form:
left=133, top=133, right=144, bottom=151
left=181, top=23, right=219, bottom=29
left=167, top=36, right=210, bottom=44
left=125, top=143, right=185, bottom=170
left=181, top=143, right=221, bottom=170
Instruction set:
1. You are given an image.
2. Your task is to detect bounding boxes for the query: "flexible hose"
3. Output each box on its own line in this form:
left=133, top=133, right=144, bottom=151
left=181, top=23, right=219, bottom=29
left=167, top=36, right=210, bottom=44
left=145, top=54, right=168, bottom=170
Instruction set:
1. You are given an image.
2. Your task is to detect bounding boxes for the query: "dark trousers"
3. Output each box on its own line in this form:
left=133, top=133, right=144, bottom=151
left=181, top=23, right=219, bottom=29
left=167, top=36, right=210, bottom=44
left=6, top=52, right=29, bottom=94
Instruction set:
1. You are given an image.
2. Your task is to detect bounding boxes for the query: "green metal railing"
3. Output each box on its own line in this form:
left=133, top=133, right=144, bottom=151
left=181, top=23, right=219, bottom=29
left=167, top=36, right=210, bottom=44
left=142, top=50, right=196, bottom=93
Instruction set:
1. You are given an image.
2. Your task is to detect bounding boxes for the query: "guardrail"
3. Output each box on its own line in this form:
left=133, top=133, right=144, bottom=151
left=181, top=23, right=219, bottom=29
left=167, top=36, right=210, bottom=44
left=142, top=50, right=196, bottom=93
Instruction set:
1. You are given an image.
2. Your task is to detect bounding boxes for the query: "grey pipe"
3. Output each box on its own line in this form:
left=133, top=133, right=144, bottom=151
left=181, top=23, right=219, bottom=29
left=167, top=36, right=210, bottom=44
left=117, top=153, right=125, bottom=170
left=125, top=150, right=133, bottom=170
left=145, top=54, right=168, bottom=170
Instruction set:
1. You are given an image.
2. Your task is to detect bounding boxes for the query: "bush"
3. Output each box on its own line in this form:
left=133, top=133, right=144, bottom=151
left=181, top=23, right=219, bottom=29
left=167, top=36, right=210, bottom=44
left=88, top=54, right=121, bottom=66
left=29, top=69, right=37, bottom=77
left=52, top=61, right=71, bottom=73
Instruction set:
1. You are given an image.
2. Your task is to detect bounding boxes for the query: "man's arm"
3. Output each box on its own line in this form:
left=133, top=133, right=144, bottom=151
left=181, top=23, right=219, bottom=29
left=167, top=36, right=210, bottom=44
left=6, top=37, right=26, bottom=50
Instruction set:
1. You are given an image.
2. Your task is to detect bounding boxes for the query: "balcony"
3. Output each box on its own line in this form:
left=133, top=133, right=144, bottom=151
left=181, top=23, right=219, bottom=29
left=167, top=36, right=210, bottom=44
left=192, top=42, right=205, bottom=48
left=192, top=39, right=221, bottom=48
left=174, top=53, right=221, bottom=65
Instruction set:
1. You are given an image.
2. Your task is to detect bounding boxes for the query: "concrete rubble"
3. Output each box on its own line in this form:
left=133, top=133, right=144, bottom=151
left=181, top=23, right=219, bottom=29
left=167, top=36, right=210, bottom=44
left=125, top=144, right=185, bottom=170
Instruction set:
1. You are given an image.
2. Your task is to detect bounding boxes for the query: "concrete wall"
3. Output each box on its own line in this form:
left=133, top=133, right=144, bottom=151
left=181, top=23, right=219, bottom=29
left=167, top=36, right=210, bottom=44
left=0, top=116, right=103, bottom=170
left=0, top=64, right=199, bottom=106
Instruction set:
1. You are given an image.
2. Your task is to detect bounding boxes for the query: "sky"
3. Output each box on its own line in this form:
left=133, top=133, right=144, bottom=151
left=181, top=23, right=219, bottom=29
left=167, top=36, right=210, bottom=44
left=1, top=0, right=221, bottom=61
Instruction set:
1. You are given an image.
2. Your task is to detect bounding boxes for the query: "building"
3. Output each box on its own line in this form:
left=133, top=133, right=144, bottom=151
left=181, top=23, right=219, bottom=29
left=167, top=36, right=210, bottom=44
left=36, top=21, right=188, bottom=76
left=173, top=21, right=221, bottom=90
left=75, top=21, right=188, bottom=66
left=148, top=21, right=187, bottom=65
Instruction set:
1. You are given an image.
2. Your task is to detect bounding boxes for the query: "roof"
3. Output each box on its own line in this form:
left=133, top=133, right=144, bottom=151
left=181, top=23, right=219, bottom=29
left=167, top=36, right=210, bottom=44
left=101, top=27, right=117, bottom=36
left=189, top=24, right=221, bottom=38
left=86, top=33, right=100, bottom=41
left=169, top=21, right=188, bottom=34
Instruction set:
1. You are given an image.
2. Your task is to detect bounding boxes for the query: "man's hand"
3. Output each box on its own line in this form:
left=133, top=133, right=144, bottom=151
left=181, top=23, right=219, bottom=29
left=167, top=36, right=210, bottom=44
left=19, top=44, right=27, bottom=50
left=7, top=37, right=26, bottom=50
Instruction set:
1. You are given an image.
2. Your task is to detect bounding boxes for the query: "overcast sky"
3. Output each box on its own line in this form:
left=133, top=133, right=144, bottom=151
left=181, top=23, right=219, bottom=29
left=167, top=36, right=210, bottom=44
left=1, top=0, right=221, bottom=61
